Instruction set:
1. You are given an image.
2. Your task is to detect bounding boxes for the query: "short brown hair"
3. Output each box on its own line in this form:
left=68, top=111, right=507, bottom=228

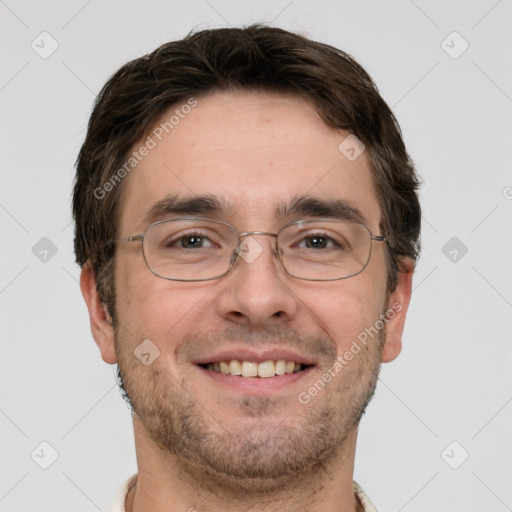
left=73, top=24, right=421, bottom=319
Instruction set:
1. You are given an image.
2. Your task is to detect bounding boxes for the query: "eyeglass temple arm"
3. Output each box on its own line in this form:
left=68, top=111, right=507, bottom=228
left=115, top=234, right=144, bottom=243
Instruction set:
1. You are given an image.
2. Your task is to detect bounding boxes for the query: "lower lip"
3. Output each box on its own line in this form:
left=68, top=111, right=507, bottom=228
left=197, top=365, right=313, bottom=394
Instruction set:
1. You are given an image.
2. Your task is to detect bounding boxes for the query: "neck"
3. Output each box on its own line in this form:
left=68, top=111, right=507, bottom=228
left=126, top=417, right=364, bottom=512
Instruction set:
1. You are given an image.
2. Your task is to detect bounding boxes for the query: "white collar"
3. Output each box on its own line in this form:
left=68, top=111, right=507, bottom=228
left=104, top=474, right=380, bottom=511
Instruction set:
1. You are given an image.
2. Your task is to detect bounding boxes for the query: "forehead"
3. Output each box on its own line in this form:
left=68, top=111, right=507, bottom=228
left=118, top=90, right=381, bottom=233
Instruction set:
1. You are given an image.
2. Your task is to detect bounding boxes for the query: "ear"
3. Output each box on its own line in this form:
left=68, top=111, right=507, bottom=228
left=80, top=263, right=117, bottom=364
left=380, top=257, right=414, bottom=363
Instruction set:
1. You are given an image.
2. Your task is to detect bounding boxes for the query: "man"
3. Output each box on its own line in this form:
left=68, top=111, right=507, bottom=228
left=74, top=25, right=421, bottom=512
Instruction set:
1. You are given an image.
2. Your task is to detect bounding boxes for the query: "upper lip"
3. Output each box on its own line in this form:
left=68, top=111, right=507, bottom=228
left=192, top=348, right=316, bottom=366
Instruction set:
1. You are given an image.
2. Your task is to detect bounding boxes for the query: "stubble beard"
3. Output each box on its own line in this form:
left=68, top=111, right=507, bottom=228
left=114, top=324, right=385, bottom=493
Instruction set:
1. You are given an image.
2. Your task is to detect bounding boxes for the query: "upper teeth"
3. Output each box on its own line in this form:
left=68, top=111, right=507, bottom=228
left=206, top=360, right=303, bottom=378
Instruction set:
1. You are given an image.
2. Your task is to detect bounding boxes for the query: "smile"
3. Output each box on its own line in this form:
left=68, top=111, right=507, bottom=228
left=199, top=359, right=310, bottom=378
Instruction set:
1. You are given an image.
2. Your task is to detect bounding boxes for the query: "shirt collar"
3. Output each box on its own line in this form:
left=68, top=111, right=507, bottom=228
left=104, top=474, right=380, bottom=511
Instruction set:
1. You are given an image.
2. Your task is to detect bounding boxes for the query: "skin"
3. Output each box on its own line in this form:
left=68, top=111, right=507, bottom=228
left=81, top=90, right=413, bottom=512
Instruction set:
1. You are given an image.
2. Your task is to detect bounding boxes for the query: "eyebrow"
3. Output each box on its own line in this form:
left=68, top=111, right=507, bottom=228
left=275, top=195, right=366, bottom=225
left=141, top=193, right=366, bottom=228
left=142, top=194, right=238, bottom=226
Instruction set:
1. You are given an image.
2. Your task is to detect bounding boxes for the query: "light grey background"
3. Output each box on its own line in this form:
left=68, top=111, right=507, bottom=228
left=1, top=1, right=511, bottom=511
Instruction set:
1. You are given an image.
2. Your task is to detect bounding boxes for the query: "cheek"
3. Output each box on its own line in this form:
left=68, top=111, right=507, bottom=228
left=302, top=278, right=386, bottom=349
left=114, top=253, right=162, bottom=337
left=115, top=261, right=212, bottom=344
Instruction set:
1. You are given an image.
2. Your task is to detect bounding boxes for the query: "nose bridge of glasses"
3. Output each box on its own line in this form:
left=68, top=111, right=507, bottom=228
left=238, top=230, right=278, bottom=238
left=233, top=231, right=279, bottom=261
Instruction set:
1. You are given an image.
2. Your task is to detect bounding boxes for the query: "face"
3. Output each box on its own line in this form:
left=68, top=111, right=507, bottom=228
left=83, top=90, right=412, bottom=488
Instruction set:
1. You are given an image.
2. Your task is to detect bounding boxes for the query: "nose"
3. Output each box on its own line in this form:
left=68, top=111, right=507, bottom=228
left=215, top=234, right=298, bottom=328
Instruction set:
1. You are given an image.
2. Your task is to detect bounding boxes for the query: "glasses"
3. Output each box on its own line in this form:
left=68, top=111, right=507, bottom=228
left=115, top=217, right=386, bottom=282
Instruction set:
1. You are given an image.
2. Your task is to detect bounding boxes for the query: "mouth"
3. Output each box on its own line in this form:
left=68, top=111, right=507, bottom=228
left=198, top=359, right=312, bottom=378
left=192, top=349, right=316, bottom=394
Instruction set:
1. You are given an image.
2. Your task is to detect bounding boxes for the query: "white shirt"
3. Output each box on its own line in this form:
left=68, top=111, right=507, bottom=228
left=104, top=474, right=379, bottom=511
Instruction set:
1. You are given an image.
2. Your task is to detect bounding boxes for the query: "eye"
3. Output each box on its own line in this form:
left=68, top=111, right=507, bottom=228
left=165, top=231, right=216, bottom=249
left=298, top=233, right=339, bottom=250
